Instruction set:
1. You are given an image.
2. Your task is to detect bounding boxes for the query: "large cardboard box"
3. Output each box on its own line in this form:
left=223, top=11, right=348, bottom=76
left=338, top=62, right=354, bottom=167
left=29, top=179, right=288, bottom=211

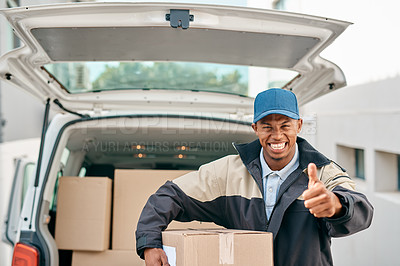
left=72, top=250, right=142, bottom=266
left=162, top=229, right=274, bottom=266
left=113, top=169, right=222, bottom=250
left=55, top=177, right=112, bottom=251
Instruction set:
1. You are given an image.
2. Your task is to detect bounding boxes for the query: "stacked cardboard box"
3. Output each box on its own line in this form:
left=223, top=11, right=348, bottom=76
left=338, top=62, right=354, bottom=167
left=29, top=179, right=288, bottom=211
left=57, top=170, right=220, bottom=265
left=71, top=250, right=138, bottom=266
left=110, top=169, right=222, bottom=266
left=112, top=169, right=221, bottom=251
left=55, top=177, right=112, bottom=251
left=71, top=229, right=274, bottom=266
left=162, top=229, right=274, bottom=266
left=56, top=171, right=273, bottom=266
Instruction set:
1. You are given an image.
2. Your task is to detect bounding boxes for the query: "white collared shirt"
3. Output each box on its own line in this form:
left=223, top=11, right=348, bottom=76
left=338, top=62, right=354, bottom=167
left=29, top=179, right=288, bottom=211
left=260, top=143, right=299, bottom=220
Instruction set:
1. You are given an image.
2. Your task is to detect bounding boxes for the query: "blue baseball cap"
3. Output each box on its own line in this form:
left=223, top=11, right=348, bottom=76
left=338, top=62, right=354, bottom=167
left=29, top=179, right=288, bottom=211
left=253, top=88, right=300, bottom=123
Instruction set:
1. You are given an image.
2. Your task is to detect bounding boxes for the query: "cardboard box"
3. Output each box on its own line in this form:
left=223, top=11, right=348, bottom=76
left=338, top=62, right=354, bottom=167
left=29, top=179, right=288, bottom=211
left=55, top=177, right=112, bottom=251
left=162, top=229, right=273, bottom=266
left=72, top=250, right=143, bottom=266
left=113, top=169, right=222, bottom=250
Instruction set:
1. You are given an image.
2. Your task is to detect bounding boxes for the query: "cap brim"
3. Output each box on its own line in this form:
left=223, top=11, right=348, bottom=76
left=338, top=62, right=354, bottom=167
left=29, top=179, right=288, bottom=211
left=253, top=110, right=300, bottom=123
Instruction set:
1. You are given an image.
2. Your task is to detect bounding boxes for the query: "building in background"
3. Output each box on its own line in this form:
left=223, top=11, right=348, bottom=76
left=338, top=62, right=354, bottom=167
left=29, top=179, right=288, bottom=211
left=300, top=77, right=400, bottom=266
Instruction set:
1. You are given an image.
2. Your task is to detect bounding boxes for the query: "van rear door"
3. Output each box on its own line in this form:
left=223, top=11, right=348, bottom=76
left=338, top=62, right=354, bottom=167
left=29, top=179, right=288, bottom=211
left=2, top=159, right=36, bottom=246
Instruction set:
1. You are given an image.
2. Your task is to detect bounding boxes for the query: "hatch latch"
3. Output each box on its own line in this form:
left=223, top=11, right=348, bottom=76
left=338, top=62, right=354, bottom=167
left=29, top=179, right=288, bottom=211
left=166, top=9, right=194, bottom=29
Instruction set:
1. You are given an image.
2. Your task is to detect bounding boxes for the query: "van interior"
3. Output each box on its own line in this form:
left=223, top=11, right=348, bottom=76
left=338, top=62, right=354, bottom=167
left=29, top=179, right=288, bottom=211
left=45, top=115, right=256, bottom=265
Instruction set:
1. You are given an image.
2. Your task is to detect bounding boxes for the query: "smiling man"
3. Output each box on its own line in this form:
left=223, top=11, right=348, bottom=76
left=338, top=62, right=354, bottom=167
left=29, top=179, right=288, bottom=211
left=136, top=88, right=373, bottom=266
left=253, top=113, right=301, bottom=171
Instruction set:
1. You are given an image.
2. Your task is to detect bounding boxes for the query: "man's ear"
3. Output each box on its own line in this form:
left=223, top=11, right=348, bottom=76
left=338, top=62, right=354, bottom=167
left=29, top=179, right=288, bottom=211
left=297, top=119, right=303, bottom=133
left=251, top=123, right=257, bottom=133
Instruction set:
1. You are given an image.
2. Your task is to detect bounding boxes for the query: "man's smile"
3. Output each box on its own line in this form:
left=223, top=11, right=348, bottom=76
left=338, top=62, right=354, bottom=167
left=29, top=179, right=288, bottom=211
left=269, top=142, right=287, bottom=151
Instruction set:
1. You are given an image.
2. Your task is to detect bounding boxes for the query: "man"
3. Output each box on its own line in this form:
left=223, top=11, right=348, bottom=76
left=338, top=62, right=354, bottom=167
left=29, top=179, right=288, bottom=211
left=136, top=88, right=373, bottom=265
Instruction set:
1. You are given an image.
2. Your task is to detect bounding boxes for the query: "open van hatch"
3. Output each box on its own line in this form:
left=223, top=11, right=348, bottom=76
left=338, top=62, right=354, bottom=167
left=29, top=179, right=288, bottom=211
left=0, top=2, right=351, bottom=114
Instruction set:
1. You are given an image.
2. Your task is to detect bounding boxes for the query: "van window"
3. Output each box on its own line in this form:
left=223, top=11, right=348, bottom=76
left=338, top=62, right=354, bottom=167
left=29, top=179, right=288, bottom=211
left=60, top=148, right=70, bottom=169
left=78, top=167, right=87, bottom=177
left=44, top=61, right=297, bottom=97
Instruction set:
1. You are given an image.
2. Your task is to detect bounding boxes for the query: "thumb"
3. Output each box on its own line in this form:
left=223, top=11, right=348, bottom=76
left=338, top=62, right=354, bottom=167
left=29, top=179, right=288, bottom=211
left=307, top=163, right=318, bottom=188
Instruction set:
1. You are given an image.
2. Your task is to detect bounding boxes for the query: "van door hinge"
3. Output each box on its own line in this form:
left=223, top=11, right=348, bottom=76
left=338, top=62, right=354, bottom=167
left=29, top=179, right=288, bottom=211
left=166, top=9, right=194, bottom=29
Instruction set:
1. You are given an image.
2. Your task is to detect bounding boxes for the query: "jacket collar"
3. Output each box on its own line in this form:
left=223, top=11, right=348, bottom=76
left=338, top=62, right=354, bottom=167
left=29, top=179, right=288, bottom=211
left=233, top=138, right=261, bottom=167
left=296, top=137, right=330, bottom=170
left=233, top=136, right=331, bottom=171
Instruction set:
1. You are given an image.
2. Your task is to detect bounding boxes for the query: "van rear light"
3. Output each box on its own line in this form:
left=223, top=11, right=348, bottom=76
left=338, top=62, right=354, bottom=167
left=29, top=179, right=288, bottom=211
left=12, top=242, right=39, bottom=266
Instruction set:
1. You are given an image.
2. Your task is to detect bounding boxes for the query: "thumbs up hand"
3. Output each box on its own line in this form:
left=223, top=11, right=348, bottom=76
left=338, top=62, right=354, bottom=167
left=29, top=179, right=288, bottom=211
left=307, top=162, right=319, bottom=188
left=302, top=163, right=343, bottom=218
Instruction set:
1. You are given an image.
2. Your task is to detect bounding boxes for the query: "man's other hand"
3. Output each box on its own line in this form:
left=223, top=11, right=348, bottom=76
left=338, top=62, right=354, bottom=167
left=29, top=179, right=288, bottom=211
left=144, top=248, right=170, bottom=266
left=302, top=163, right=343, bottom=218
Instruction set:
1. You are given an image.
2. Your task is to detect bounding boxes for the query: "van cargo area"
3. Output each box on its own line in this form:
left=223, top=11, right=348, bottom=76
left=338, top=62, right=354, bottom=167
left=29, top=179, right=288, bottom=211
left=45, top=114, right=256, bottom=265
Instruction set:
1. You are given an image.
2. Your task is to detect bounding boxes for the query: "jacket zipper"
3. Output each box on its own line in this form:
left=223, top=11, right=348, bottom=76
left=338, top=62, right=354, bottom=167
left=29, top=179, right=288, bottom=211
left=265, top=168, right=307, bottom=232
left=232, top=143, right=277, bottom=232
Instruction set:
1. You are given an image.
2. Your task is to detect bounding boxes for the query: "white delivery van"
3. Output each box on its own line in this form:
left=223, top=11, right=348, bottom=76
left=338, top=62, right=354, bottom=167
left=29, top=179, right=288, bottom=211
left=0, top=2, right=350, bottom=266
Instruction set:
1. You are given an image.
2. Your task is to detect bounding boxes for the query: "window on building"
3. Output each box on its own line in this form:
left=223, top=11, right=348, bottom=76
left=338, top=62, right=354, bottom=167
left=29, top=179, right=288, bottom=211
left=336, top=145, right=367, bottom=180
left=274, top=0, right=285, bottom=10
left=273, top=0, right=301, bottom=11
left=336, top=145, right=355, bottom=177
left=375, top=151, right=399, bottom=192
left=355, top=149, right=365, bottom=180
left=6, top=0, right=19, bottom=8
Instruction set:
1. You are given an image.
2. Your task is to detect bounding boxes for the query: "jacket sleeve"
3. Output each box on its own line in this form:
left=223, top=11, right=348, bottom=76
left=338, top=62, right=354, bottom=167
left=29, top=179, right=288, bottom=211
left=319, top=162, right=374, bottom=237
left=135, top=157, right=229, bottom=259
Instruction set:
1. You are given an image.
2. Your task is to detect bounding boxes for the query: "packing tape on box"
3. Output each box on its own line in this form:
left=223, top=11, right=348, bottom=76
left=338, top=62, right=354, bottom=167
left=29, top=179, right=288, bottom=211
left=219, top=232, right=234, bottom=265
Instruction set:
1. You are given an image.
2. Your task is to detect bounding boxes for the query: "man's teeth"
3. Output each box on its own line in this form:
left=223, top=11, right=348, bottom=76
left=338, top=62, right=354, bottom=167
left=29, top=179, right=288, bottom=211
left=270, top=143, right=285, bottom=150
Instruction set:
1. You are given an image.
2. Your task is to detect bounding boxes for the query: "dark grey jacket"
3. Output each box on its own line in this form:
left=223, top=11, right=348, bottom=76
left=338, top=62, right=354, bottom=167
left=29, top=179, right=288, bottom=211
left=136, top=137, right=374, bottom=265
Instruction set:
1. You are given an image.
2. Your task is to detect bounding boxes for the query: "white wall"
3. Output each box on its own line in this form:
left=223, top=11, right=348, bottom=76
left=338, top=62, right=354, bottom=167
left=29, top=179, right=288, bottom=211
left=301, top=76, right=400, bottom=266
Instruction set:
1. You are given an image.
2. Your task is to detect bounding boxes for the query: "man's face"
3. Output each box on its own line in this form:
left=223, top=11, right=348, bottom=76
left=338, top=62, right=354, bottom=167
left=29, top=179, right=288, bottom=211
left=252, top=114, right=303, bottom=171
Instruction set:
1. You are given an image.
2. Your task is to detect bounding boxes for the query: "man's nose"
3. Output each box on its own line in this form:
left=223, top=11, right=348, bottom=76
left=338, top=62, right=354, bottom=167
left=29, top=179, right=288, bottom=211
left=271, top=129, right=283, bottom=139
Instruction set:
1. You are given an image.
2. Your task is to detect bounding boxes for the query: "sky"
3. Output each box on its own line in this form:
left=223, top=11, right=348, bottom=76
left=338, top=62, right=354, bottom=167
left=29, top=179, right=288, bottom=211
left=270, top=0, right=400, bottom=87
left=97, top=0, right=400, bottom=87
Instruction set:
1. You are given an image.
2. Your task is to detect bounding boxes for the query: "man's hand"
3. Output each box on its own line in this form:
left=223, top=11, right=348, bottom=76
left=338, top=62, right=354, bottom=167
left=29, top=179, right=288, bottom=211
left=144, top=248, right=170, bottom=266
left=302, top=163, right=343, bottom=218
